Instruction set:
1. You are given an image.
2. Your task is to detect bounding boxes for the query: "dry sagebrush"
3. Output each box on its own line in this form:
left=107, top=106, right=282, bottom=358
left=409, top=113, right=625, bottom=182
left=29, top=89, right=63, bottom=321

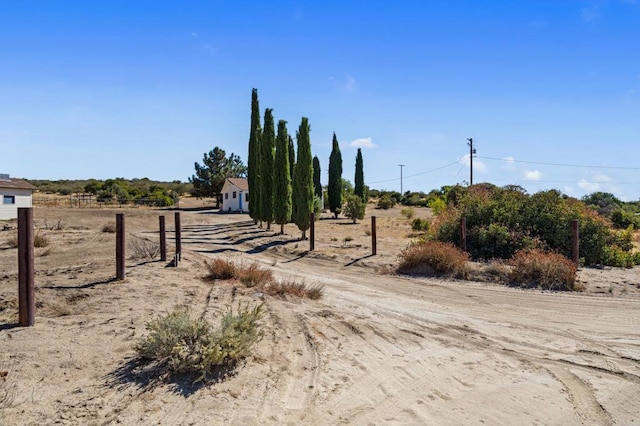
left=397, top=241, right=470, bottom=278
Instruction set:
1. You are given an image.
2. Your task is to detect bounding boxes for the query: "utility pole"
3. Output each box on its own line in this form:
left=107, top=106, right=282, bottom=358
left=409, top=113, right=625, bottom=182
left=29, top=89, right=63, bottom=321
left=398, top=164, right=405, bottom=195
left=467, top=138, right=476, bottom=186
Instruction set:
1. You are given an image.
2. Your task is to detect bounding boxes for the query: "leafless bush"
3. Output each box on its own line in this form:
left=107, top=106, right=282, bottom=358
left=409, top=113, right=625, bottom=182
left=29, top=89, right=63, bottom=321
left=102, top=222, right=116, bottom=233
left=509, top=250, right=577, bottom=291
left=129, top=236, right=160, bottom=260
left=33, top=232, right=50, bottom=248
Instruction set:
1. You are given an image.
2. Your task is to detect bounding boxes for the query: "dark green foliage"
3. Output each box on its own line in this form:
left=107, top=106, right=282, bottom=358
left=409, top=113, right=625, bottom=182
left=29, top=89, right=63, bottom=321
left=344, top=195, right=365, bottom=223
left=260, top=108, right=276, bottom=228
left=328, top=133, right=343, bottom=218
left=312, top=156, right=322, bottom=199
left=429, top=185, right=630, bottom=266
left=411, top=218, right=430, bottom=232
left=292, top=117, right=314, bottom=239
left=611, top=209, right=640, bottom=229
left=582, top=192, right=622, bottom=217
left=189, top=147, right=246, bottom=206
left=354, top=148, right=365, bottom=202
left=248, top=88, right=262, bottom=222
left=273, top=120, right=292, bottom=234
left=376, top=195, right=395, bottom=210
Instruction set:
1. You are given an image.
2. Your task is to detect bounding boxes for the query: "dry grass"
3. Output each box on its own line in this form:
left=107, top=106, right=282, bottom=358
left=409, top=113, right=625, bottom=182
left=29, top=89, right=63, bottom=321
left=0, top=365, right=16, bottom=411
left=204, top=258, right=322, bottom=299
left=263, top=279, right=324, bottom=300
left=400, top=207, right=415, bottom=220
left=5, top=234, right=18, bottom=249
left=34, top=232, right=50, bottom=248
left=509, top=250, right=577, bottom=291
left=397, top=241, right=470, bottom=278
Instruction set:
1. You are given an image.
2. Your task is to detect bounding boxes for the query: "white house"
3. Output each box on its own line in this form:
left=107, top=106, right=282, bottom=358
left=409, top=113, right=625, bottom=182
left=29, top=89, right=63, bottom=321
left=221, top=178, right=249, bottom=213
left=0, top=174, right=36, bottom=220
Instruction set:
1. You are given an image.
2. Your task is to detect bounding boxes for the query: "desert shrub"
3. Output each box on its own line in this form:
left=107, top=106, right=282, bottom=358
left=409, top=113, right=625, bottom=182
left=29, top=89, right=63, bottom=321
left=102, top=222, right=116, bottom=233
left=135, top=305, right=263, bottom=381
left=509, top=250, right=577, bottom=291
left=205, top=258, right=238, bottom=280
left=344, top=195, right=365, bottom=223
left=398, top=241, right=469, bottom=277
left=428, top=197, right=447, bottom=215
left=33, top=232, right=50, bottom=248
left=411, top=218, right=430, bottom=232
left=401, top=207, right=415, bottom=219
left=431, top=185, right=622, bottom=266
left=129, top=236, right=161, bottom=260
left=602, top=246, right=640, bottom=268
left=610, top=209, right=640, bottom=229
left=377, top=195, right=395, bottom=210
left=263, top=279, right=324, bottom=299
left=237, top=262, right=273, bottom=288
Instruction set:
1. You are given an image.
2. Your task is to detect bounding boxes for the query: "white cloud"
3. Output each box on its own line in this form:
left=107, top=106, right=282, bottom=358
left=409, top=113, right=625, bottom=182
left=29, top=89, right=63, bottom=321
left=201, top=44, right=217, bottom=55
left=459, top=154, right=488, bottom=173
left=523, top=170, right=543, bottom=181
left=564, top=186, right=575, bottom=195
left=581, top=5, right=600, bottom=22
left=502, top=156, right=516, bottom=170
left=329, top=75, right=357, bottom=92
left=591, top=172, right=611, bottom=182
left=578, top=179, right=601, bottom=192
left=349, top=137, right=378, bottom=149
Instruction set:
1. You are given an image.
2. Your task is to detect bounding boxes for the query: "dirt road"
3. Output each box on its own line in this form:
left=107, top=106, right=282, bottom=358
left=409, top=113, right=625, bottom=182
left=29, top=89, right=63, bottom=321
left=1, top=210, right=639, bottom=425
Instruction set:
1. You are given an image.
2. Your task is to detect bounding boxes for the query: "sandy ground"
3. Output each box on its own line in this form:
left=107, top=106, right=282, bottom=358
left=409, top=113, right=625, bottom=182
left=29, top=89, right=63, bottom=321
left=0, top=202, right=639, bottom=425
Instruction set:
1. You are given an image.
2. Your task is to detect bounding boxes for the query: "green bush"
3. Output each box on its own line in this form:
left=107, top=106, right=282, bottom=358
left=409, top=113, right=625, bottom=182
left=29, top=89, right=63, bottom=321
left=602, top=246, right=640, bottom=268
left=430, top=185, right=621, bottom=266
left=509, top=250, right=577, bottom=291
left=135, top=305, right=263, bottom=382
left=400, top=207, right=415, bottom=219
left=397, top=241, right=469, bottom=277
left=611, top=209, right=640, bottom=229
left=344, top=195, right=365, bottom=223
left=377, top=195, right=395, bottom=210
left=428, top=197, right=447, bottom=215
left=411, top=218, right=430, bottom=232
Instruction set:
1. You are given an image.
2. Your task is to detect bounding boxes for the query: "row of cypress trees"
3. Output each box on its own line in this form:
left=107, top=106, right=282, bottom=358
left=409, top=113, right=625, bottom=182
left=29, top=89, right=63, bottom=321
left=247, top=89, right=314, bottom=239
left=247, top=88, right=366, bottom=235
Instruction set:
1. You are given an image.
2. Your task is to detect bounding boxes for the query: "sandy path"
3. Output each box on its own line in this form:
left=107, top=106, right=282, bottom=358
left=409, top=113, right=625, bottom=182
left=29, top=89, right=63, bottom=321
left=1, top=211, right=639, bottom=425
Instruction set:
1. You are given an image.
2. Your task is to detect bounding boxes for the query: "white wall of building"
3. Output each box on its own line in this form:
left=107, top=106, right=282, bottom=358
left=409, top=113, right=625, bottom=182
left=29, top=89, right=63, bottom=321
left=0, top=188, right=33, bottom=220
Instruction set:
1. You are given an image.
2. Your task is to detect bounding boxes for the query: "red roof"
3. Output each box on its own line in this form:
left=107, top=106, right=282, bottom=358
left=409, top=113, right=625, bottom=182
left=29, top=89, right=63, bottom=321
left=0, top=178, right=36, bottom=191
left=226, top=178, right=248, bottom=191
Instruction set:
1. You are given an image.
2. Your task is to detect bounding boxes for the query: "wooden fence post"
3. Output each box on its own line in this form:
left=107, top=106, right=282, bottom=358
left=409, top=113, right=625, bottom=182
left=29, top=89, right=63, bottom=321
left=371, top=216, right=377, bottom=256
left=159, top=215, right=166, bottom=262
left=18, top=207, right=35, bottom=326
left=571, top=219, right=580, bottom=264
left=175, top=212, right=182, bottom=262
left=460, top=217, right=467, bottom=252
left=116, top=213, right=125, bottom=280
left=310, top=212, right=315, bottom=251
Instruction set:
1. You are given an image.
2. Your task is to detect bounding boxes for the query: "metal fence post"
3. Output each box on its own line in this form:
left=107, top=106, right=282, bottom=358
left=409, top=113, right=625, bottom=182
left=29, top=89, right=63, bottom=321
left=159, top=215, right=166, bottom=261
left=116, top=213, right=125, bottom=280
left=18, top=207, right=35, bottom=326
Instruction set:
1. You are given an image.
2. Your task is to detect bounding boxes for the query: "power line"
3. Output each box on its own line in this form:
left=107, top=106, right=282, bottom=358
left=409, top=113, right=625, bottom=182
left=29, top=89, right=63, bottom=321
left=366, top=160, right=461, bottom=185
left=478, top=156, right=640, bottom=170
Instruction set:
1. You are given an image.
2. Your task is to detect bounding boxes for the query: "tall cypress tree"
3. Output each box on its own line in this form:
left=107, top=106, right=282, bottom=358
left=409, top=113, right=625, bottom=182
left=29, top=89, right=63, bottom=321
left=288, top=135, right=295, bottom=183
left=328, top=132, right=343, bottom=218
left=288, top=135, right=296, bottom=223
left=260, top=108, right=276, bottom=229
left=354, top=148, right=365, bottom=201
left=292, top=117, right=314, bottom=240
left=248, top=89, right=262, bottom=223
left=273, top=120, right=292, bottom=234
left=312, top=156, right=322, bottom=199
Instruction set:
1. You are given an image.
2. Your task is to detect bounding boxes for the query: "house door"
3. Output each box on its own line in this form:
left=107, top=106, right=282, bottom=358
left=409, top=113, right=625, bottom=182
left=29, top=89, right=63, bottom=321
left=239, top=191, right=243, bottom=211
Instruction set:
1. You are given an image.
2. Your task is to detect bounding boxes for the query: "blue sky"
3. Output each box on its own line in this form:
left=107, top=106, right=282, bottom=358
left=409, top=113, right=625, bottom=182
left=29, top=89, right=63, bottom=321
left=1, top=1, right=639, bottom=200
